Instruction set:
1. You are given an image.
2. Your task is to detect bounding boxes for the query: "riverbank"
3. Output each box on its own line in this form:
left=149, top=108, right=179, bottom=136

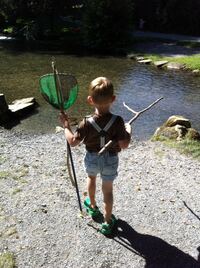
left=141, top=53, right=200, bottom=72
left=130, top=34, right=200, bottom=72
left=152, top=136, right=200, bottom=160
left=0, top=127, right=200, bottom=267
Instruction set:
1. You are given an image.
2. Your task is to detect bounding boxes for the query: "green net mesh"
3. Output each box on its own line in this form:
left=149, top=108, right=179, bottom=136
left=39, top=73, right=79, bottom=110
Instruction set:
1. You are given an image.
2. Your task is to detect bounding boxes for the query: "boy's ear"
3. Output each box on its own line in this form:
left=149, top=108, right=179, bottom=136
left=111, top=95, right=116, bottom=102
left=87, top=96, right=94, bottom=105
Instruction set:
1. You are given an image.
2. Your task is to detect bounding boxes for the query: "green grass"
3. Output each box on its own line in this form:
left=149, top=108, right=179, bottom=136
left=0, top=167, right=28, bottom=183
left=172, top=55, right=200, bottom=70
left=0, top=171, right=10, bottom=179
left=175, top=140, right=200, bottom=159
left=0, top=252, right=15, bottom=268
left=142, top=53, right=200, bottom=71
left=152, top=136, right=200, bottom=160
left=12, top=188, right=22, bottom=195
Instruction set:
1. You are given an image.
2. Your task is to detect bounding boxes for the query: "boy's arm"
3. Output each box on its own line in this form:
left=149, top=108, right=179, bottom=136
left=60, top=113, right=81, bottom=147
left=118, top=123, right=132, bottom=149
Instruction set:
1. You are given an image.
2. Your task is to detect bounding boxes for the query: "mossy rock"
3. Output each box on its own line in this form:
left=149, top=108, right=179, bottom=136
left=0, top=252, right=15, bottom=268
left=186, top=128, right=200, bottom=141
left=154, top=116, right=200, bottom=142
left=164, top=115, right=191, bottom=128
left=154, top=126, right=179, bottom=140
left=154, top=126, right=200, bottom=142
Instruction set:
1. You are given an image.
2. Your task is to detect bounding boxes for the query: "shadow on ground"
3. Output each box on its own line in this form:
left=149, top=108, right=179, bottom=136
left=112, top=219, right=200, bottom=268
left=183, top=201, right=200, bottom=222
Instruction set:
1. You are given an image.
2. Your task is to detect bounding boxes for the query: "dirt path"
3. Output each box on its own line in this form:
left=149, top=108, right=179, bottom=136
left=133, top=31, right=200, bottom=42
left=0, top=128, right=200, bottom=267
left=133, top=31, right=200, bottom=57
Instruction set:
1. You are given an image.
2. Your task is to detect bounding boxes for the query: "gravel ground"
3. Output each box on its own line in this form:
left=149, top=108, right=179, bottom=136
left=0, top=128, right=200, bottom=268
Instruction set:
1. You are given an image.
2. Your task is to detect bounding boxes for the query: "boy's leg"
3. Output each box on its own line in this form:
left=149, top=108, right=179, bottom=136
left=102, top=180, right=113, bottom=223
left=87, top=175, right=97, bottom=208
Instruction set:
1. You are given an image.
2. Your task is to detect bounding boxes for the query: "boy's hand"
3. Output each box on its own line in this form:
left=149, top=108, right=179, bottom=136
left=125, top=123, right=132, bottom=135
left=59, top=112, right=70, bottom=129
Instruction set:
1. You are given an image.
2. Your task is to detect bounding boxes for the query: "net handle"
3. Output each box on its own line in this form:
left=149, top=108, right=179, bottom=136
left=52, top=61, right=64, bottom=112
left=51, top=60, right=83, bottom=214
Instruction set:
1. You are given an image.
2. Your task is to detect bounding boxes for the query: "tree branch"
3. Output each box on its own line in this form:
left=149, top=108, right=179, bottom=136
left=98, top=97, right=163, bottom=155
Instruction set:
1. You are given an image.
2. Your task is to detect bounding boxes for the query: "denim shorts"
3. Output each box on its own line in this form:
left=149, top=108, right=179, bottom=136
left=84, top=151, right=119, bottom=181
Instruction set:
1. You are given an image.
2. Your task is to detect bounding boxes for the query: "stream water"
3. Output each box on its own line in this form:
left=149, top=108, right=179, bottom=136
left=0, top=45, right=200, bottom=140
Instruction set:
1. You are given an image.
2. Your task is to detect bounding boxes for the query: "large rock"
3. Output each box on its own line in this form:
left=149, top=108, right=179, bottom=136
left=164, top=115, right=191, bottom=128
left=127, top=53, right=137, bottom=60
left=138, top=59, right=152, bottom=64
left=154, top=126, right=179, bottom=140
left=0, top=94, right=9, bottom=113
left=192, top=69, right=200, bottom=76
left=167, top=62, right=185, bottom=70
left=11, top=97, right=35, bottom=105
left=8, top=97, right=36, bottom=115
left=136, top=56, right=144, bottom=61
left=154, top=60, right=168, bottom=68
left=186, top=128, right=200, bottom=141
left=0, top=95, right=37, bottom=128
left=153, top=115, right=200, bottom=141
left=0, top=94, right=10, bottom=125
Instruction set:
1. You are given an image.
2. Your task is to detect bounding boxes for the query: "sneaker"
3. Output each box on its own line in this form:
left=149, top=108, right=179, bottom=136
left=100, top=215, right=117, bottom=235
left=84, top=197, right=101, bottom=218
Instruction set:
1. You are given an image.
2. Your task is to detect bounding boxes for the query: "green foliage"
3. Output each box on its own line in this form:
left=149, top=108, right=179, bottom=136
left=152, top=136, right=200, bottom=160
left=0, top=0, right=82, bottom=40
left=134, top=0, right=200, bottom=35
left=164, top=0, right=200, bottom=35
left=172, top=54, right=200, bottom=70
left=3, top=27, right=13, bottom=34
left=83, top=0, right=134, bottom=51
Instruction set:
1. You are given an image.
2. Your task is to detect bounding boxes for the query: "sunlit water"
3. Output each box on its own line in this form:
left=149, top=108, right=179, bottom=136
left=0, top=46, right=200, bottom=140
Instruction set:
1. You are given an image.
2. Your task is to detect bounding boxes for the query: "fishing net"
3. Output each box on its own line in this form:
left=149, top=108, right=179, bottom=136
left=39, top=73, right=79, bottom=110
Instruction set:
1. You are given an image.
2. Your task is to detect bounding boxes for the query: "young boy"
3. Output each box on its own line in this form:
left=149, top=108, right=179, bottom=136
left=60, top=77, right=131, bottom=235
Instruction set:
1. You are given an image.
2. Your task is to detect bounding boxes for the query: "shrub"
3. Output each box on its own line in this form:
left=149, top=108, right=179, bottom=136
left=82, top=0, right=134, bottom=52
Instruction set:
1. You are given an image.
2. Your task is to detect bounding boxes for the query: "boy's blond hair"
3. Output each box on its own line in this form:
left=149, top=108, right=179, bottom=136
left=89, top=77, right=114, bottom=103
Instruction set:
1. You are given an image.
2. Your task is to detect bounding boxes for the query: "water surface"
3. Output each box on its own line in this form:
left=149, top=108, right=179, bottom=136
left=0, top=47, right=200, bottom=140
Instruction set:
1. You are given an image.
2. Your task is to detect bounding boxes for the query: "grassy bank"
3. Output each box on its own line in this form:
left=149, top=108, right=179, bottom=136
left=152, top=136, right=200, bottom=160
left=129, top=36, right=200, bottom=71
left=146, top=54, right=200, bottom=71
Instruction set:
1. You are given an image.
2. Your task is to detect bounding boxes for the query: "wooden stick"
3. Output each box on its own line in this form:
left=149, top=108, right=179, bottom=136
left=66, top=150, right=76, bottom=187
left=126, top=97, right=163, bottom=124
left=98, top=97, right=163, bottom=155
